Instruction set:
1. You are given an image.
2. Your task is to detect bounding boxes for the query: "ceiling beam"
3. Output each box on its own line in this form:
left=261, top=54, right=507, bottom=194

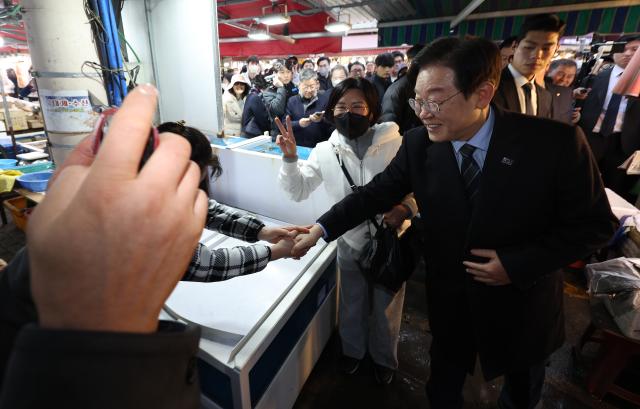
left=219, top=27, right=378, bottom=43
left=450, top=0, right=485, bottom=28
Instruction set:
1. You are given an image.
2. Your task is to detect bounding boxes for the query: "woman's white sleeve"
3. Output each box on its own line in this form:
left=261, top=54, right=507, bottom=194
left=277, top=149, right=324, bottom=202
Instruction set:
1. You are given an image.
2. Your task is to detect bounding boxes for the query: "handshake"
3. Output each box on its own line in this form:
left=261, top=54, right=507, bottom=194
left=257, top=224, right=326, bottom=260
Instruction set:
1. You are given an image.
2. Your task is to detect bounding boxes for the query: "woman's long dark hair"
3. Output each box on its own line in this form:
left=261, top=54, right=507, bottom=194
left=157, top=122, right=222, bottom=196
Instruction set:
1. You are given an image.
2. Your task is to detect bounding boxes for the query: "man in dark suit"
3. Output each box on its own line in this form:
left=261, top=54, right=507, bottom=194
left=578, top=35, right=640, bottom=201
left=285, top=68, right=333, bottom=147
left=492, top=14, right=566, bottom=119
left=290, top=37, right=614, bottom=409
left=368, top=52, right=394, bottom=109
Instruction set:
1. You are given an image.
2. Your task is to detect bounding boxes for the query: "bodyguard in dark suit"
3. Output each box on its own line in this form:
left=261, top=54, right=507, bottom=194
left=578, top=35, right=640, bottom=200
left=292, top=37, right=614, bottom=409
left=494, top=66, right=552, bottom=118
left=492, top=14, right=566, bottom=119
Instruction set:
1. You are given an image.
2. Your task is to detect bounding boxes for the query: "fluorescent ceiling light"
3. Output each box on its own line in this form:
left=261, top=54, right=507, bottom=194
left=259, top=13, right=290, bottom=26
left=247, top=30, right=271, bottom=41
left=324, top=21, right=351, bottom=33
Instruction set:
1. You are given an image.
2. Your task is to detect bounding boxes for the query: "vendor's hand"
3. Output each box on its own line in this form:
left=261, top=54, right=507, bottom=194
left=310, top=111, right=324, bottom=123
left=270, top=237, right=295, bottom=261
left=291, top=224, right=324, bottom=258
left=258, top=225, right=309, bottom=244
left=573, top=87, right=590, bottom=100
left=28, top=84, right=208, bottom=334
left=275, top=116, right=297, bottom=158
left=383, top=204, right=411, bottom=229
left=299, top=117, right=312, bottom=128
left=462, top=249, right=511, bottom=286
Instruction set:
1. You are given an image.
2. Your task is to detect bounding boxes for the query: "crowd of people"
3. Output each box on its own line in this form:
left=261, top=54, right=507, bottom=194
left=1, top=11, right=638, bottom=409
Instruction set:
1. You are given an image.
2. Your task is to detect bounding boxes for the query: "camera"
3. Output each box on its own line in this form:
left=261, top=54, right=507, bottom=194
left=590, top=41, right=627, bottom=57
left=264, top=74, right=275, bottom=86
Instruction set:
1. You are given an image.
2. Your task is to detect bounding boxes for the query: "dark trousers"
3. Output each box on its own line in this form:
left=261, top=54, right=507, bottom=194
left=425, top=346, right=546, bottom=409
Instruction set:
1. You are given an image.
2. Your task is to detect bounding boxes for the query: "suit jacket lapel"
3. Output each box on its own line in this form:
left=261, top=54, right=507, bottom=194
left=536, top=85, right=552, bottom=118
left=500, top=68, right=521, bottom=112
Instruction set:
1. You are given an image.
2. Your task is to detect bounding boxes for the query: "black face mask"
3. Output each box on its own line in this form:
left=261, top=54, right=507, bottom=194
left=334, top=112, right=370, bottom=139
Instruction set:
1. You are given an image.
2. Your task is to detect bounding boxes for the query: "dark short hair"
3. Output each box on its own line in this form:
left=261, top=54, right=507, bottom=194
left=317, top=56, right=330, bottom=66
left=157, top=122, right=222, bottom=195
left=324, top=77, right=381, bottom=125
left=375, top=53, right=394, bottom=67
left=302, top=59, right=315, bottom=67
left=618, top=34, right=640, bottom=44
left=273, top=59, right=294, bottom=72
left=246, top=55, right=259, bottom=64
left=548, top=58, right=577, bottom=72
left=413, top=37, right=501, bottom=98
left=392, top=51, right=405, bottom=61
left=348, top=61, right=365, bottom=72
left=517, top=14, right=565, bottom=42
left=499, top=36, right=517, bottom=49
left=287, top=55, right=298, bottom=65
left=252, top=74, right=268, bottom=90
left=406, top=44, right=425, bottom=59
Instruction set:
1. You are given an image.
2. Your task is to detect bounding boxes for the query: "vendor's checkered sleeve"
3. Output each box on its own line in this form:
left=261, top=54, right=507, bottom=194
left=184, top=242, right=271, bottom=282
left=204, top=199, right=265, bottom=242
left=181, top=199, right=271, bottom=282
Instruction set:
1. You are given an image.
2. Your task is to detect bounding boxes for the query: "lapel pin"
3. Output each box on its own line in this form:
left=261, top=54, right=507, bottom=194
left=501, top=157, right=514, bottom=166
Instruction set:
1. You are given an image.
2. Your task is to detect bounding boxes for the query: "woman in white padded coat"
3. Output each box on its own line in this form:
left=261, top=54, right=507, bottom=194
left=222, top=74, right=250, bottom=137
left=276, top=78, right=417, bottom=384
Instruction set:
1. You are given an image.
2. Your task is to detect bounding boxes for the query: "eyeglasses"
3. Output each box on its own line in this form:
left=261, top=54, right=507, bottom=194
left=332, top=103, right=369, bottom=116
left=91, top=107, right=159, bottom=170
left=408, top=90, right=462, bottom=115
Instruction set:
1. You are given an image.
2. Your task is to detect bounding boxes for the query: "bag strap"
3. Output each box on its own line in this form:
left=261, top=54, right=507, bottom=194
left=333, top=148, right=381, bottom=231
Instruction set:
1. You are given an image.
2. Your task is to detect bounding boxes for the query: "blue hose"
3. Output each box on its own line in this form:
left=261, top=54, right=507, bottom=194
left=88, top=0, right=114, bottom=105
left=104, top=0, right=128, bottom=101
left=97, top=0, right=126, bottom=106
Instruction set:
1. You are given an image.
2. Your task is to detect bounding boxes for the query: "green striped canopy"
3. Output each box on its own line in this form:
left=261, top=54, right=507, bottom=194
left=379, top=5, right=640, bottom=46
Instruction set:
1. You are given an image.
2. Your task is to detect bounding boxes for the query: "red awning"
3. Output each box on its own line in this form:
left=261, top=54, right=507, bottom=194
left=219, top=37, right=340, bottom=58
left=217, top=0, right=341, bottom=58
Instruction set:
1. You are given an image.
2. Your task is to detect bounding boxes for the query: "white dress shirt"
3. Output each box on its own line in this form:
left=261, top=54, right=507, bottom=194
left=508, top=63, right=538, bottom=115
left=593, top=64, right=628, bottom=134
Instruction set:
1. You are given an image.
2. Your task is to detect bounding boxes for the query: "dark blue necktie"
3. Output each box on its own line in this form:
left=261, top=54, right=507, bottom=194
left=460, top=144, right=481, bottom=202
left=522, top=83, right=534, bottom=116
left=600, top=93, right=622, bottom=137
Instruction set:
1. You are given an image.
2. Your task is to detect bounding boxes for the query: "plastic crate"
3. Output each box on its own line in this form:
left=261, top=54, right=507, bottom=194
left=3, top=196, right=31, bottom=232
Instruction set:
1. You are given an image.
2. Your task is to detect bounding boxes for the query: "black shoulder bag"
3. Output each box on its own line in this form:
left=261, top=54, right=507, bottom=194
left=334, top=151, right=418, bottom=292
